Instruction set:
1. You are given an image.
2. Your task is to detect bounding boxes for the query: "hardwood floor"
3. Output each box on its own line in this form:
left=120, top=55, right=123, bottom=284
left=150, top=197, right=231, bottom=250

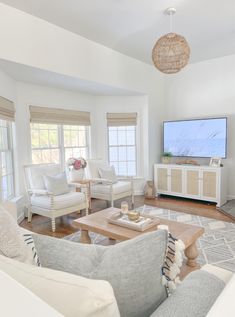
left=20, top=195, right=234, bottom=279
left=20, top=195, right=234, bottom=238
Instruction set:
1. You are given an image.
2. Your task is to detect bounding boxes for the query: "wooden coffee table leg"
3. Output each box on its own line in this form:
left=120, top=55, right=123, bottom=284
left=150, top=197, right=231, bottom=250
left=185, top=242, right=200, bottom=268
left=79, top=229, right=91, bottom=244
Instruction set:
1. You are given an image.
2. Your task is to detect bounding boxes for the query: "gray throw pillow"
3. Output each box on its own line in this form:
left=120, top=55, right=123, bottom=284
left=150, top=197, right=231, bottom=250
left=43, top=172, right=69, bottom=195
left=33, top=230, right=168, bottom=317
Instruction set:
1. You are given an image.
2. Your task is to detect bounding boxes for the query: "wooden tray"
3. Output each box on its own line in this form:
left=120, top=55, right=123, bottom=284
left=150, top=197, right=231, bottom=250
left=106, top=212, right=160, bottom=232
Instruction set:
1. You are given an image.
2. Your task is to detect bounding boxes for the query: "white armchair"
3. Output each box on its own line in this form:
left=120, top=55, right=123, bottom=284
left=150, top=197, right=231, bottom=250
left=24, top=164, right=88, bottom=232
left=86, top=159, right=134, bottom=208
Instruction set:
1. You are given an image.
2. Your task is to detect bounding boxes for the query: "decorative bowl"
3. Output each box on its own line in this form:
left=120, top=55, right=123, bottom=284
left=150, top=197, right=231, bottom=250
left=127, top=211, right=140, bottom=221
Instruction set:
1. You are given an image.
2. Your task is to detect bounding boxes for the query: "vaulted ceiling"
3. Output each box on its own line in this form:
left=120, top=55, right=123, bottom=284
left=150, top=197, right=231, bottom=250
left=1, top=0, right=235, bottom=64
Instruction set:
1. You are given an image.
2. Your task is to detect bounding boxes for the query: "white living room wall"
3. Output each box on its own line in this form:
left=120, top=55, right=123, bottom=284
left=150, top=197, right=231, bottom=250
left=0, top=3, right=166, bottom=178
left=0, top=68, right=16, bottom=102
left=165, top=54, right=235, bottom=198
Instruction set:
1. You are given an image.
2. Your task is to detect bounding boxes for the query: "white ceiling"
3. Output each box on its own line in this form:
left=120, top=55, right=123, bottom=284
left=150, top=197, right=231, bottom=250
left=0, top=59, right=141, bottom=96
left=1, top=0, right=235, bottom=64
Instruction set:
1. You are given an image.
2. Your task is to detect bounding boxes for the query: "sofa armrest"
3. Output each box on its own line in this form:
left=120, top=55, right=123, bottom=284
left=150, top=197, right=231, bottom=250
left=150, top=270, right=225, bottom=317
left=206, top=274, right=235, bottom=317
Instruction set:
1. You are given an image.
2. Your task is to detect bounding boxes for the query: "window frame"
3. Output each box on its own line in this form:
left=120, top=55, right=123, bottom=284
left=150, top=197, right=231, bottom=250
left=61, top=125, right=90, bottom=167
left=30, top=123, right=90, bottom=167
left=0, top=119, right=15, bottom=200
left=107, top=125, right=138, bottom=177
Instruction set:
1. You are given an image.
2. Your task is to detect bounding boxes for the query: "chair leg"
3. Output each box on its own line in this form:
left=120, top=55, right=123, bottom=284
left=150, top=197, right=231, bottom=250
left=51, top=218, right=56, bottom=232
left=85, top=205, right=89, bottom=216
left=27, top=206, right=32, bottom=223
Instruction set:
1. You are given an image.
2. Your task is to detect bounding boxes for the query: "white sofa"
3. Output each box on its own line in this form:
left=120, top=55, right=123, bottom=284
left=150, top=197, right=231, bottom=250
left=0, top=270, right=63, bottom=317
left=0, top=203, right=234, bottom=317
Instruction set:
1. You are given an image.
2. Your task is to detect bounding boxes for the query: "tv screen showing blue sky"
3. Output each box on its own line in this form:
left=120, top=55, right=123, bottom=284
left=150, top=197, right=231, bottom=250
left=164, top=118, right=227, bottom=158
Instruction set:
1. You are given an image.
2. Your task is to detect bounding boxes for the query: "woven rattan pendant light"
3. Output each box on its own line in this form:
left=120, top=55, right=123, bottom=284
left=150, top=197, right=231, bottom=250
left=152, top=8, right=190, bottom=74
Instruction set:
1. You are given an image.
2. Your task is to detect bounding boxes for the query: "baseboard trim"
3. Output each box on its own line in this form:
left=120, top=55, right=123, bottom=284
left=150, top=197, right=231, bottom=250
left=227, top=195, right=235, bottom=200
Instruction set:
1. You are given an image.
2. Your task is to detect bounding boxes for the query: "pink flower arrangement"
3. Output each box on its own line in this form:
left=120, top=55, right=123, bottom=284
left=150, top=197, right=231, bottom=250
left=67, top=157, right=87, bottom=170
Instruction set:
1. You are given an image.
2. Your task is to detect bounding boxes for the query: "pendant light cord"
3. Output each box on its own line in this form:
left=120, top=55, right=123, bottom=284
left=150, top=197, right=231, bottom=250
left=170, top=12, right=173, bottom=33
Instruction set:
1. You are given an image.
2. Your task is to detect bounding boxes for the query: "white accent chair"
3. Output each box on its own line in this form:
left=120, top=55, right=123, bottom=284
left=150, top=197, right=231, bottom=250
left=86, top=159, right=134, bottom=208
left=24, top=164, right=88, bottom=232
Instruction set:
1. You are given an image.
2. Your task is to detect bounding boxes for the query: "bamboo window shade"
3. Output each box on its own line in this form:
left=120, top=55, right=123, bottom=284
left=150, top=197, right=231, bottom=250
left=29, top=106, right=91, bottom=126
left=107, top=113, right=137, bottom=126
left=0, top=96, right=15, bottom=121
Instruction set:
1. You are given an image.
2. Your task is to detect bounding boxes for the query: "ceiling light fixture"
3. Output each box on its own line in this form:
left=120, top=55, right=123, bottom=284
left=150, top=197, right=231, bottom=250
left=152, top=7, right=190, bottom=74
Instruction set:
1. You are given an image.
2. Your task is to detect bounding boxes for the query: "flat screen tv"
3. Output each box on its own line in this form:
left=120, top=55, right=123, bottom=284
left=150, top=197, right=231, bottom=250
left=163, top=117, right=227, bottom=158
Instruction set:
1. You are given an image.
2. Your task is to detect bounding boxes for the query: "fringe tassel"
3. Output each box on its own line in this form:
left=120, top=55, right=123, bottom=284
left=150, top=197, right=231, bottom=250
left=159, top=225, right=185, bottom=296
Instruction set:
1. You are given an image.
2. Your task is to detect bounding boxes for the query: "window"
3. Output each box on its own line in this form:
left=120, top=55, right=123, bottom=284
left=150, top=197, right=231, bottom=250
left=0, top=119, right=14, bottom=200
left=63, top=125, right=89, bottom=162
left=108, top=126, right=137, bottom=176
left=31, top=123, right=90, bottom=165
left=31, top=123, right=60, bottom=164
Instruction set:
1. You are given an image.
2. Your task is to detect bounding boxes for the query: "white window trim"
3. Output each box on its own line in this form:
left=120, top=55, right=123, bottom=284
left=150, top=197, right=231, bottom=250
left=30, top=124, right=90, bottom=167
left=0, top=120, right=15, bottom=200
left=107, top=125, right=138, bottom=177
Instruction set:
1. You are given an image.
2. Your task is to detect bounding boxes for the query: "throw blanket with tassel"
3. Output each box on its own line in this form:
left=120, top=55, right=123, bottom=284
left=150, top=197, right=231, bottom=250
left=159, top=225, right=185, bottom=296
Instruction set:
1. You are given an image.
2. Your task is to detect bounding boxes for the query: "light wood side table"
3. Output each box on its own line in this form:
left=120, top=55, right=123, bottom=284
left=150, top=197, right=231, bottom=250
left=71, top=179, right=92, bottom=210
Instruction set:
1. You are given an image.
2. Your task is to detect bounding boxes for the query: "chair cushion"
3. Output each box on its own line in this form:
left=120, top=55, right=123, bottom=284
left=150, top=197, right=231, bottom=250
left=0, top=206, right=35, bottom=265
left=31, top=192, right=85, bottom=210
left=98, top=165, right=117, bottom=183
left=86, top=160, right=110, bottom=179
left=0, top=255, right=120, bottom=317
left=91, top=181, right=131, bottom=196
left=33, top=230, right=168, bottom=317
left=150, top=270, right=225, bottom=317
left=26, top=164, right=60, bottom=190
left=43, top=172, right=70, bottom=195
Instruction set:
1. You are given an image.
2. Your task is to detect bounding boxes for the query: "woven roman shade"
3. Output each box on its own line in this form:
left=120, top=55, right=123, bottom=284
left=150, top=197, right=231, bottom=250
left=29, top=106, right=91, bottom=126
left=0, top=96, right=15, bottom=121
left=107, top=113, right=137, bottom=127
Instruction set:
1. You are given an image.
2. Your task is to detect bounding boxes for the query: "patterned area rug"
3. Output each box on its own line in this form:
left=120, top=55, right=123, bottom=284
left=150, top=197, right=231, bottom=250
left=64, top=205, right=235, bottom=272
left=220, top=199, right=235, bottom=220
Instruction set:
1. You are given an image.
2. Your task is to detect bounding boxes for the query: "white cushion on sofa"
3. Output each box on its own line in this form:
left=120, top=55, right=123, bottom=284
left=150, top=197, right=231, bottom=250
left=91, top=181, right=131, bottom=195
left=0, top=254, right=120, bottom=317
left=0, top=206, right=34, bottom=265
left=31, top=191, right=85, bottom=210
left=0, top=270, right=62, bottom=317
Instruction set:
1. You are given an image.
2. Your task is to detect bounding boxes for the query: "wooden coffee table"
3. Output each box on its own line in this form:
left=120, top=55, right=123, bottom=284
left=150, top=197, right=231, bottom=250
left=73, top=208, right=205, bottom=268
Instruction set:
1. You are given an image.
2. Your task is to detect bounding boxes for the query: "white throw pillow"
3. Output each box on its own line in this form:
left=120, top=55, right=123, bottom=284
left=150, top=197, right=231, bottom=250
left=0, top=255, right=120, bottom=317
left=43, top=172, right=70, bottom=195
left=0, top=206, right=35, bottom=265
left=98, top=166, right=117, bottom=183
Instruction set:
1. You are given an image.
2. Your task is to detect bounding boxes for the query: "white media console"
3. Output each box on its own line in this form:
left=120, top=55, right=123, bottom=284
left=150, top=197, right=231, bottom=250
left=154, top=164, right=227, bottom=207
